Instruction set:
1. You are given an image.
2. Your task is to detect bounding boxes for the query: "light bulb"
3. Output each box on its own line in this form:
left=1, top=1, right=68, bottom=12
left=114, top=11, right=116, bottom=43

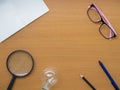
left=41, top=68, right=57, bottom=90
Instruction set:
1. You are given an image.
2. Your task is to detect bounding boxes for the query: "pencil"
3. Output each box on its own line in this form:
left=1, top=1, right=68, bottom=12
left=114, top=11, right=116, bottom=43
left=80, top=75, right=96, bottom=90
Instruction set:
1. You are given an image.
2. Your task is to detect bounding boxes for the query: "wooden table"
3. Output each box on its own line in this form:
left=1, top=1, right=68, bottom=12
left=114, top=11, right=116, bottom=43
left=0, top=0, right=120, bottom=90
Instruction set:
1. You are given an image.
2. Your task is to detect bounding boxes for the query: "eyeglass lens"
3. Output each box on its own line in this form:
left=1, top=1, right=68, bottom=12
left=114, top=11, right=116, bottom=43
left=99, top=24, right=115, bottom=39
left=87, top=7, right=101, bottom=22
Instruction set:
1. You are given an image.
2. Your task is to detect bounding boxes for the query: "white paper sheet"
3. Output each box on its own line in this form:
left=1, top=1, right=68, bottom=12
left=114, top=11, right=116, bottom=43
left=0, top=0, right=49, bottom=43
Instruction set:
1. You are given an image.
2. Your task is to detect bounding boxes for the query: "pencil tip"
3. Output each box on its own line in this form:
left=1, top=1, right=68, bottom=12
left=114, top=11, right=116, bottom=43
left=80, top=74, right=84, bottom=78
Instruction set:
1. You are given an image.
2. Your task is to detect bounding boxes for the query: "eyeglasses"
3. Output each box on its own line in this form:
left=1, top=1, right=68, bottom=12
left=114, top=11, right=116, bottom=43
left=87, top=3, right=117, bottom=40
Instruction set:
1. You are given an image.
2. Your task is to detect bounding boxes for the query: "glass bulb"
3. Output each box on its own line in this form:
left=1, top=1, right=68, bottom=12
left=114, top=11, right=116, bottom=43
left=41, top=68, right=57, bottom=90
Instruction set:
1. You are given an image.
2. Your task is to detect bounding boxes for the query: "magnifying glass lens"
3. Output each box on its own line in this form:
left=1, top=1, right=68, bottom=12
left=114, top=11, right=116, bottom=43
left=7, top=51, right=33, bottom=76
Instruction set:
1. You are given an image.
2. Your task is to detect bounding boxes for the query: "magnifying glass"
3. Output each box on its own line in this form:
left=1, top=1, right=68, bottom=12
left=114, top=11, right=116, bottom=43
left=6, top=50, right=34, bottom=90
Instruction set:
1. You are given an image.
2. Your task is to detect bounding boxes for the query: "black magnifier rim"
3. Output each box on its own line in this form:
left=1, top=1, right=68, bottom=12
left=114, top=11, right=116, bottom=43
left=6, top=50, right=34, bottom=78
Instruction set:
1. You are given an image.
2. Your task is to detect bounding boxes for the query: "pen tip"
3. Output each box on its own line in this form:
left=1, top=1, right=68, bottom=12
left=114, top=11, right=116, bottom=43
left=98, top=60, right=101, bottom=63
left=80, top=74, right=84, bottom=78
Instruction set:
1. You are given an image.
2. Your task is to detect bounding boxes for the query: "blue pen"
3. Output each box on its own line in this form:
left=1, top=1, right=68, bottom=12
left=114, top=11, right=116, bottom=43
left=99, top=60, right=120, bottom=90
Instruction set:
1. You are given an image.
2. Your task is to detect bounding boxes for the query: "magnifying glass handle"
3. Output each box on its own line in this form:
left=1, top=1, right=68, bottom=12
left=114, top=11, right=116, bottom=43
left=7, top=76, right=16, bottom=90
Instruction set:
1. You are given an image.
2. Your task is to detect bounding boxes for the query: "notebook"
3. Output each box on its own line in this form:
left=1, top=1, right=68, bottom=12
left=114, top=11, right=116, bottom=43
left=0, top=0, right=49, bottom=43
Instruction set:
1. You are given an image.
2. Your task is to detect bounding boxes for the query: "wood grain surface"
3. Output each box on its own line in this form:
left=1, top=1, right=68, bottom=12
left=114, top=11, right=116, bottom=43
left=0, top=0, right=120, bottom=90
